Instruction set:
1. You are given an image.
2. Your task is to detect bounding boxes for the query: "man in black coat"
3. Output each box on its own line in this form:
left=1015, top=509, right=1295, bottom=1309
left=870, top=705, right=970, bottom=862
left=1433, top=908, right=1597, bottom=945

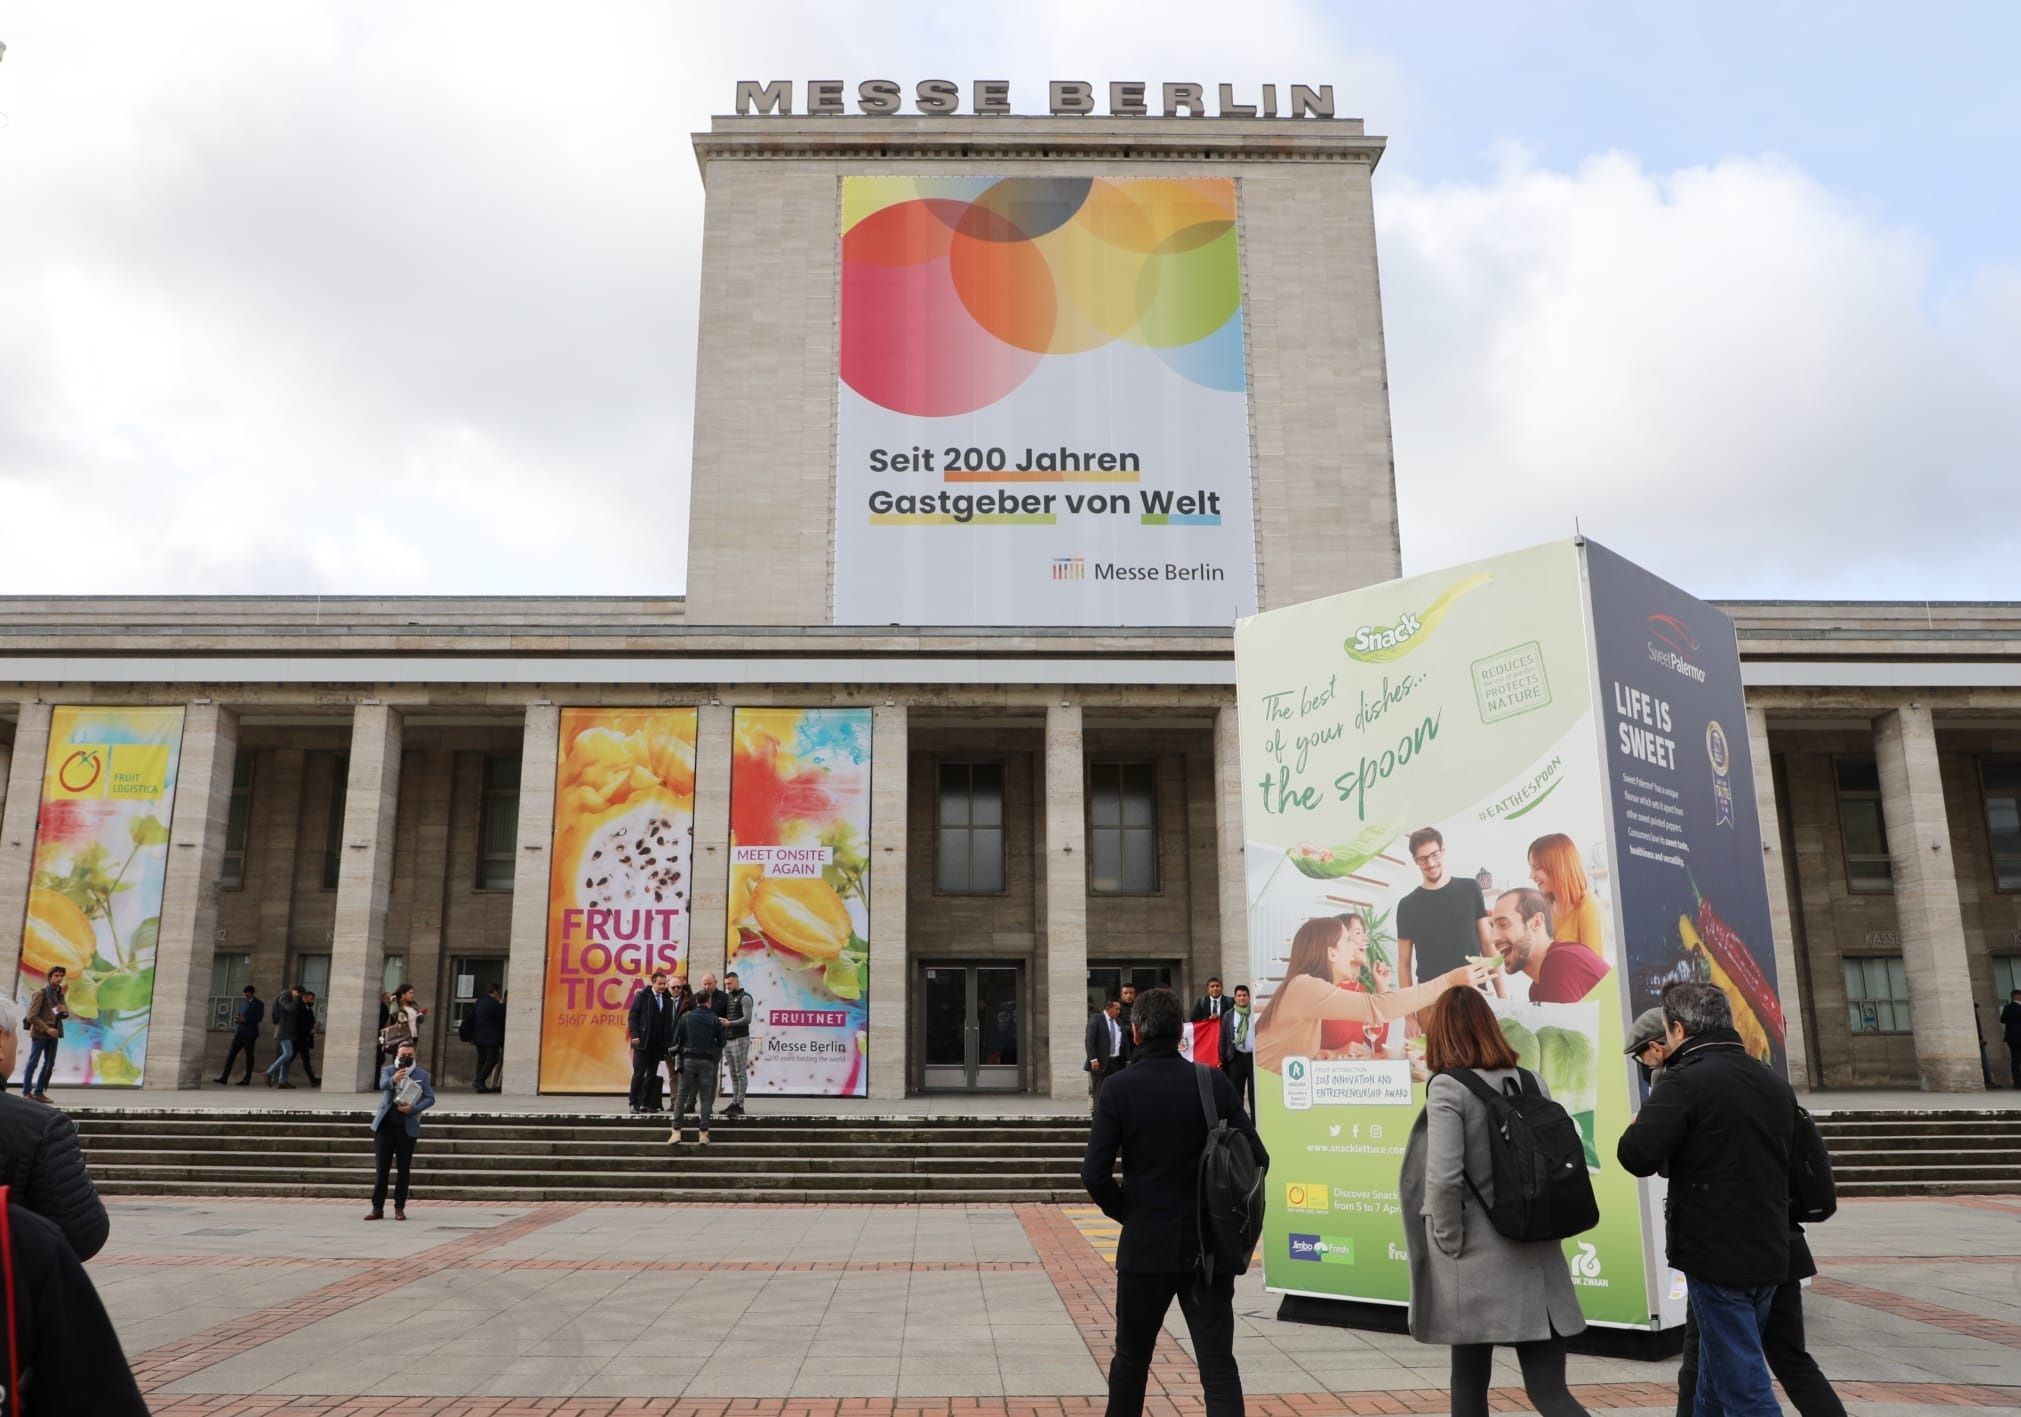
left=1115, top=983, right=1138, bottom=1070
left=625, top=972, right=678, bottom=1113
left=215, top=986, right=264, bottom=1085
left=2, top=1199, right=148, bottom=1414
left=472, top=984, right=507, bottom=1092
left=1190, top=977, right=1228, bottom=1022
left=2002, top=987, right=2021, bottom=1089
left=1084, top=998, right=1123, bottom=1105
left=1081, top=987, right=1265, bottom=1417
left=1619, top=981, right=1796, bottom=1417
left=0, top=997, right=110, bottom=1261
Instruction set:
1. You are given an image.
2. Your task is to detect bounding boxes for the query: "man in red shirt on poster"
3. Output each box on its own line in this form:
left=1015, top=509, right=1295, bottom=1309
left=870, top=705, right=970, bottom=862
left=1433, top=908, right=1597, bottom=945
left=1490, top=888, right=1611, bottom=1004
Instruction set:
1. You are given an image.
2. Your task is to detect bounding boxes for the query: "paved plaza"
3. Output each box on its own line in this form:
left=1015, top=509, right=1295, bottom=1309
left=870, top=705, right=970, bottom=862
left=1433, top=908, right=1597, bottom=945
left=75, top=1188, right=2021, bottom=1415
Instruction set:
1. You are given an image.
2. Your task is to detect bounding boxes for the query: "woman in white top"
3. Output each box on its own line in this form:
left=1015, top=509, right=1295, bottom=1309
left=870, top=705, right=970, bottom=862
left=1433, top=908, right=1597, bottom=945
left=1255, top=915, right=1487, bottom=1074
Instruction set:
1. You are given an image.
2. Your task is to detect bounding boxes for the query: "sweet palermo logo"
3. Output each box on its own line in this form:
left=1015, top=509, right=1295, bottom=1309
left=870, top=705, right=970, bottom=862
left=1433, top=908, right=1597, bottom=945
left=1343, top=574, right=1490, bottom=664
left=1646, top=613, right=1708, bottom=683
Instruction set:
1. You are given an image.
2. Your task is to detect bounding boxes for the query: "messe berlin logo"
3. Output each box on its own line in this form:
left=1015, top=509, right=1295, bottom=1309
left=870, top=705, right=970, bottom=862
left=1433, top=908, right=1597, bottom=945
left=1284, top=1181, right=1329, bottom=1213
left=1052, top=556, right=1086, bottom=581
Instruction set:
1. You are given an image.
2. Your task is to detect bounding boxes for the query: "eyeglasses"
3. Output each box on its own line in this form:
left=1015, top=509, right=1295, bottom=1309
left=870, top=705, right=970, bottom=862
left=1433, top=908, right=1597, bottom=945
left=1413, top=848, right=1443, bottom=866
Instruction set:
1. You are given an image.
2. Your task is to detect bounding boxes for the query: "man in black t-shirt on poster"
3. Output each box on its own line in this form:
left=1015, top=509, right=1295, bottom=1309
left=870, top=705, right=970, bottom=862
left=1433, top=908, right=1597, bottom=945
left=1394, top=827, right=1490, bottom=1034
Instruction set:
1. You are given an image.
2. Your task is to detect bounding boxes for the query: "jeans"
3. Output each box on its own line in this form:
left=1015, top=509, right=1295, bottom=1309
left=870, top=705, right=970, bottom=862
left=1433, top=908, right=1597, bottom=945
left=265, top=1039, right=296, bottom=1082
left=372, top=1126, right=418, bottom=1211
left=1686, top=1278, right=1780, bottom=1416
left=723, top=1037, right=750, bottom=1108
left=1679, top=1279, right=1845, bottom=1417
left=673, top=1058, right=717, bottom=1131
left=24, top=1036, right=58, bottom=1093
left=1106, top=1269, right=1241, bottom=1417
left=1451, top=1337, right=1588, bottom=1417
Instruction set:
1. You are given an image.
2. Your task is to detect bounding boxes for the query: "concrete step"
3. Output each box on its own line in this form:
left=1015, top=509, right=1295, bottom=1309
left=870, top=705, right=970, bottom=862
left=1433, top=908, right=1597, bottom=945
left=93, top=1178, right=1081, bottom=1204
left=88, top=1161, right=1074, bottom=1194
left=81, top=1147, right=1087, bottom=1178
left=76, top=1133, right=1085, bottom=1161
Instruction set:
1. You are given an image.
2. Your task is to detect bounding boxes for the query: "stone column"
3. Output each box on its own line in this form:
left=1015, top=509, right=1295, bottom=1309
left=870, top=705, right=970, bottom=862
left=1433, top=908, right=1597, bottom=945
left=145, top=703, right=240, bottom=1088
left=686, top=704, right=735, bottom=987
left=501, top=705, right=559, bottom=1096
left=1213, top=704, right=1249, bottom=993
left=319, top=706, right=404, bottom=1094
left=1044, top=701, right=1089, bottom=1101
left=1873, top=704, right=1982, bottom=1092
left=1744, top=706, right=1811, bottom=1088
left=0, top=704, right=53, bottom=985
left=868, top=703, right=908, bottom=1100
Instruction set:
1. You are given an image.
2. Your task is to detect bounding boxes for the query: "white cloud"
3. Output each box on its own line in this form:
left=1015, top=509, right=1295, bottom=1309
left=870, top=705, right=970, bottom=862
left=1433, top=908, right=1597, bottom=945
left=1379, top=148, right=2021, bottom=598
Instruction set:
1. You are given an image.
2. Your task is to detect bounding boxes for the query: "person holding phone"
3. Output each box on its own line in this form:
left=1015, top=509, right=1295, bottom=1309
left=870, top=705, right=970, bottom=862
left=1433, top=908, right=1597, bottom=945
left=366, top=1039, right=435, bottom=1222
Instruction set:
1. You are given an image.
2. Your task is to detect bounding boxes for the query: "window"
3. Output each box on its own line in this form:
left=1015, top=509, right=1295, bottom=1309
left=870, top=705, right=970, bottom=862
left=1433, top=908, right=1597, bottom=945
left=1088, top=760, right=1158, bottom=894
left=1834, top=758, right=1893, bottom=893
left=477, top=755, right=520, bottom=890
left=1994, top=955, right=2021, bottom=999
left=293, top=953, right=331, bottom=1026
left=220, top=753, right=254, bottom=890
left=382, top=954, right=407, bottom=996
left=321, top=753, right=350, bottom=890
left=206, top=952, right=252, bottom=1030
left=937, top=760, right=1004, bottom=893
left=1844, top=956, right=1911, bottom=1035
left=1980, top=760, right=2021, bottom=891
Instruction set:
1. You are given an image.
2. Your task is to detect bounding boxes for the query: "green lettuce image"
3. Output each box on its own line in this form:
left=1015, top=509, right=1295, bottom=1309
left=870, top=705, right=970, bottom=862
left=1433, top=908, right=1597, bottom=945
left=1287, top=820, right=1399, bottom=880
left=1495, top=1019, right=1601, bottom=1169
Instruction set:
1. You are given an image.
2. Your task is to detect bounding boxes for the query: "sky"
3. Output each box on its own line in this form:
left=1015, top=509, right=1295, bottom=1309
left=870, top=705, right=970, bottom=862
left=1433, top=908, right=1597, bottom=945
left=1, top=2, right=2016, bottom=602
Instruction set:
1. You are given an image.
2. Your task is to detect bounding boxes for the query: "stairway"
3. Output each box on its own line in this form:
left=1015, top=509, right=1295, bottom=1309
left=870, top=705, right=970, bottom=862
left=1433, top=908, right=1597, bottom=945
left=1811, top=1108, right=2021, bottom=1196
left=73, top=1110, right=1093, bottom=1204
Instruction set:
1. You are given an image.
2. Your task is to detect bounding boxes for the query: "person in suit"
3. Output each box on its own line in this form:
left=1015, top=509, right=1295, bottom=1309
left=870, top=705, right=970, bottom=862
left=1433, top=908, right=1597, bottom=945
left=366, top=1038, right=434, bottom=1222
left=626, top=971, right=678, bottom=1113
left=1191, top=977, right=1228, bottom=1023
left=472, top=983, right=507, bottom=1092
left=216, top=986, right=264, bottom=1085
left=1115, top=983, right=1138, bottom=1070
left=1221, top=984, right=1257, bottom=1117
left=1084, top=998, right=1124, bottom=1105
left=1081, top=987, right=1264, bottom=1417
left=1400, top=985, right=1589, bottom=1417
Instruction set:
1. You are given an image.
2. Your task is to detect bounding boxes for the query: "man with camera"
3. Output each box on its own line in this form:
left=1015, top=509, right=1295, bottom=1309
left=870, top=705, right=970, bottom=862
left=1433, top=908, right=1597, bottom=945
left=366, top=1038, right=435, bottom=1221
left=22, top=967, right=72, bottom=1103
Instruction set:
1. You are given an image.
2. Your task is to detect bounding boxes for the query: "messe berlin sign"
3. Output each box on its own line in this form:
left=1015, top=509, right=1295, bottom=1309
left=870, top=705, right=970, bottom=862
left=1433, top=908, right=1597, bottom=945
left=735, top=80, right=1336, bottom=119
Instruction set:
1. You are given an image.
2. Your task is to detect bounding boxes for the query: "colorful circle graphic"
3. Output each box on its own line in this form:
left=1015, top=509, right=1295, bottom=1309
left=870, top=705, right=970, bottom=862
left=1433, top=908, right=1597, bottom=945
left=841, top=177, right=1244, bottom=417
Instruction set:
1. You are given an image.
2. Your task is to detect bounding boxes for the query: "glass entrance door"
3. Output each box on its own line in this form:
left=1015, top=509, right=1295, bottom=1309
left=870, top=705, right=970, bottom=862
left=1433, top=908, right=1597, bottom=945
left=920, top=963, right=1023, bottom=1091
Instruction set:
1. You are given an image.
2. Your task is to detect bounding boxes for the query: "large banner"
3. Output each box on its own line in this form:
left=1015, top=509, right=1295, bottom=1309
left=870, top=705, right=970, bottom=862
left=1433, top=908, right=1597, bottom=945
left=727, top=709, right=872, bottom=1096
left=835, top=176, right=1258, bottom=627
left=1235, top=542, right=1655, bottom=1326
left=14, top=706, right=185, bottom=1087
left=1587, top=543, right=1784, bottom=1073
left=540, top=709, right=698, bottom=1093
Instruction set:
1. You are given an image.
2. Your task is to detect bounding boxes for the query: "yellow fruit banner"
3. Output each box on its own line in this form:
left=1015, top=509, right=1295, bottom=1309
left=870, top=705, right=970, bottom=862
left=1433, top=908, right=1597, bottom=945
left=14, top=706, right=185, bottom=1087
left=728, top=709, right=872, bottom=1097
left=539, top=709, right=698, bottom=1093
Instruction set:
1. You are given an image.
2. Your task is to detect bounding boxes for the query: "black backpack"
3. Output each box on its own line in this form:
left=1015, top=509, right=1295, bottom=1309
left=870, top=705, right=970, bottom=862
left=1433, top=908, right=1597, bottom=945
left=1789, top=1104, right=1837, bottom=1223
left=1439, top=1068, right=1598, bottom=1243
left=1192, top=1064, right=1267, bottom=1283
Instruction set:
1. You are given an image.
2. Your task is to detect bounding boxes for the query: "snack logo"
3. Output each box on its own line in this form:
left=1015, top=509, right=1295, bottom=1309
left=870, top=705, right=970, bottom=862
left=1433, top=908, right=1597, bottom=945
left=1342, top=573, right=1491, bottom=664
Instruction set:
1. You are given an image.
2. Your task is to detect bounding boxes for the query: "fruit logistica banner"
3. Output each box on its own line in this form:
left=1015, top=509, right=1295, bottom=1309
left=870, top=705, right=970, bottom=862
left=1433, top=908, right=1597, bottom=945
left=540, top=709, right=698, bottom=1093
left=728, top=709, right=872, bottom=1097
left=834, top=175, right=1258, bottom=627
left=14, top=706, right=185, bottom=1087
left=1234, top=541, right=1653, bottom=1326
left=1586, top=543, right=1785, bottom=1077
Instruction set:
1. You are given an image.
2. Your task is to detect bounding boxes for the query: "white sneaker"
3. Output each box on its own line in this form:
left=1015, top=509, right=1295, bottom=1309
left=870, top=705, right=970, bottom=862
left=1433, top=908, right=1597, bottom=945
left=667, top=1129, right=682, bottom=1145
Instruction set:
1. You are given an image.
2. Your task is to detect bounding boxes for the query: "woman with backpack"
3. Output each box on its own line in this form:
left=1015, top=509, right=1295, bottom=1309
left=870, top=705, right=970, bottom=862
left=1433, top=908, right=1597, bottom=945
left=1399, top=987, right=1591, bottom=1417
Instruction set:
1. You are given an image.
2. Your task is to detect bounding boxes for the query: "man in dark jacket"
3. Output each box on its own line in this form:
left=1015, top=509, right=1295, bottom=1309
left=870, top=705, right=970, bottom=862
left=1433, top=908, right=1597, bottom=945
left=472, top=984, right=506, bottom=1092
left=264, top=986, right=305, bottom=1088
left=2, top=1199, right=149, bottom=1413
left=1085, top=999, right=1123, bottom=1105
left=721, top=971, right=754, bottom=1118
left=668, top=1002, right=727, bottom=1145
left=626, top=972, right=677, bottom=1113
left=1619, top=981, right=1796, bottom=1417
left=1081, top=987, right=1265, bottom=1417
left=296, top=989, right=322, bottom=1087
left=216, top=986, right=264, bottom=1085
left=0, top=997, right=110, bottom=1261
left=1115, top=983, right=1138, bottom=1070
left=2002, top=988, right=2021, bottom=1089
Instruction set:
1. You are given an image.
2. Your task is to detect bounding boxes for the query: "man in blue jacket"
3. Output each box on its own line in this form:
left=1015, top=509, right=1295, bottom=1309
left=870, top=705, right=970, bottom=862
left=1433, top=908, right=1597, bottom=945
left=215, top=986, right=264, bottom=1085
left=366, top=1038, right=434, bottom=1221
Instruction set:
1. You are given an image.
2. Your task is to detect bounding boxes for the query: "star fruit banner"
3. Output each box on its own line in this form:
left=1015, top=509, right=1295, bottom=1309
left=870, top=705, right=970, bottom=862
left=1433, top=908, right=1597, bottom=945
left=727, top=709, right=872, bottom=1097
left=540, top=709, right=698, bottom=1093
left=15, top=706, right=185, bottom=1087
left=834, top=175, right=1258, bottom=627
left=1234, top=539, right=1783, bottom=1329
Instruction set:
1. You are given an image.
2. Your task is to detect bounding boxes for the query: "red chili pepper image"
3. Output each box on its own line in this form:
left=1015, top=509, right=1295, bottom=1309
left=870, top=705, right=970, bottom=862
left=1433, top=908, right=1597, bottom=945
left=1690, top=873, right=1785, bottom=1043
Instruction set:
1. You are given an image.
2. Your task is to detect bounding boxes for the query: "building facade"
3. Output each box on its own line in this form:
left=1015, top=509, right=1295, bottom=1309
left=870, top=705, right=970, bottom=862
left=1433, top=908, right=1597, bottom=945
left=1, top=112, right=2016, bottom=1099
